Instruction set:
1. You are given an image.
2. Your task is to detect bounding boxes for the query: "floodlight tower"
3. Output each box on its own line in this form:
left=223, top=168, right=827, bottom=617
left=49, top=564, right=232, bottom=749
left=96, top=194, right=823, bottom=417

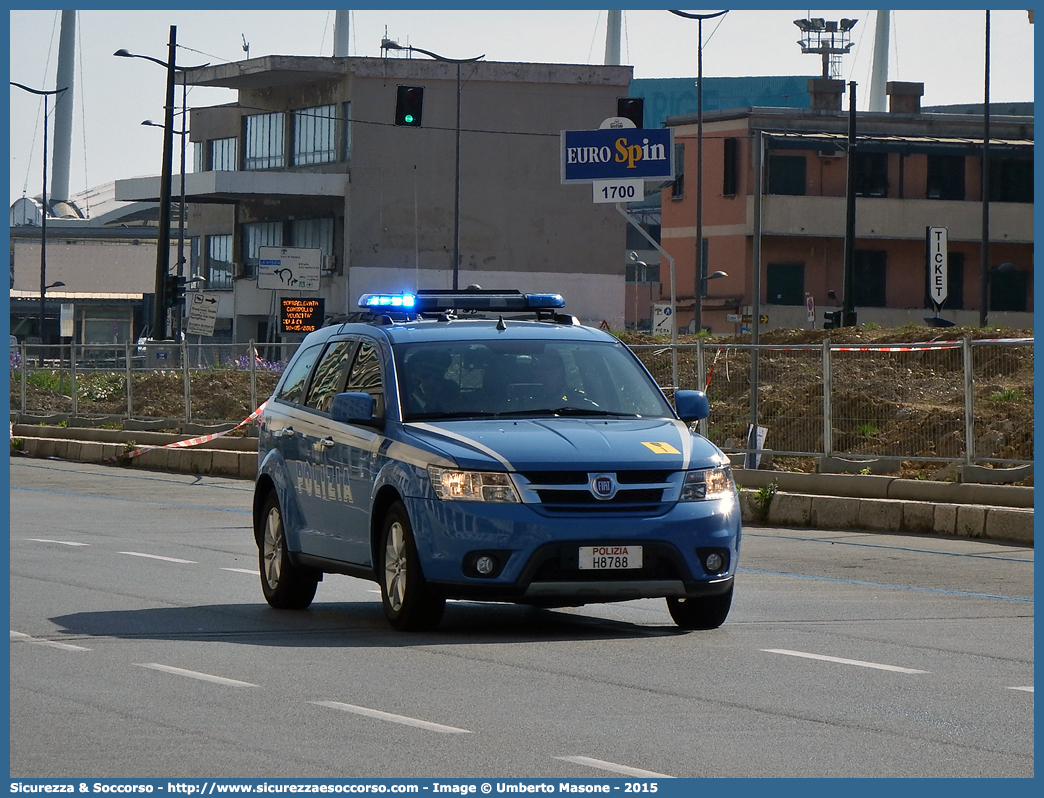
left=794, top=17, right=858, bottom=79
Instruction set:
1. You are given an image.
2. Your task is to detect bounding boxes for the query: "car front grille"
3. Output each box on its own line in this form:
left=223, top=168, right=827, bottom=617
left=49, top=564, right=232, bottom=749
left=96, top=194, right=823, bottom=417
left=516, top=469, right=677, bottom=513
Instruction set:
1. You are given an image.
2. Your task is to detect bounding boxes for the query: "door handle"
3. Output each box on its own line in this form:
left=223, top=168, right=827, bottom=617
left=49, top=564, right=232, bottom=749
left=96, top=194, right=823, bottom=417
left=273, top=426, right=295, bottom=438
left=317, top=437, right=336, bottom=449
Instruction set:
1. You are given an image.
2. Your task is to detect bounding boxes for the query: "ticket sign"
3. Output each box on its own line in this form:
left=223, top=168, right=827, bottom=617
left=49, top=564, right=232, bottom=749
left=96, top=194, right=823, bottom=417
left=281, top=298, right=325, bottom=334
left=927, top=227, right=948, bottom=306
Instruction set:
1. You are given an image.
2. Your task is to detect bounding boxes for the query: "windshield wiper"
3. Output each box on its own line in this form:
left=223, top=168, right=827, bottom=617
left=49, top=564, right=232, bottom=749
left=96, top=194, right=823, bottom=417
left=547, top=407, right=633, bottom=417
left=404, top=411, right=501, bottom=421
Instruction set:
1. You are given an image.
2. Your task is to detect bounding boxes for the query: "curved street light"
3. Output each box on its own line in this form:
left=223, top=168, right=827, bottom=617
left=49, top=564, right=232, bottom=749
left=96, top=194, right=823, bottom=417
left=114, top=35, right=208, bottom=340
left=143, top=119, right=192, bottom=338
left=669, top=10, right=728, bottom=336
left=11, top=81, right=68, bottom=363
left=382, top=40, right=484, bottom=290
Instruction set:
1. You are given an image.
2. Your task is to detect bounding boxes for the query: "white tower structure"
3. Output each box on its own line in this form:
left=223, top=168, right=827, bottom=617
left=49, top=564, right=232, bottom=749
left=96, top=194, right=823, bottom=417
left=334, top=10, right=351, bottom=57
left=604, top=10, right=621, bottom=65
left=868, top=11, right=890, bottom=112
left=50, top=10, right=76, bottom=205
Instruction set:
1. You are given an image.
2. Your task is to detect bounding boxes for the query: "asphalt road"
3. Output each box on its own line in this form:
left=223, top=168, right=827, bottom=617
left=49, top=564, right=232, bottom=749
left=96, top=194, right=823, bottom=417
left=9, top=459, right=1034, bottom=779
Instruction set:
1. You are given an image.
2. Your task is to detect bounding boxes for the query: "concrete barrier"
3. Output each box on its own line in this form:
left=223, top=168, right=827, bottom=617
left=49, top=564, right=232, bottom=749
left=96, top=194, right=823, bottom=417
left=10, top=428, right=1032, bottom=546
left=737, top=488, right=1032, bottom=545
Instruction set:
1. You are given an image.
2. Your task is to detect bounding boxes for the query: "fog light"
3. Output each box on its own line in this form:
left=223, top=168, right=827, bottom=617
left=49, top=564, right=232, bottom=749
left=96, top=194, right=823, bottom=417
left=704, top=552, right=724, bottom=572
left=475, top=555, right=496, bottom=576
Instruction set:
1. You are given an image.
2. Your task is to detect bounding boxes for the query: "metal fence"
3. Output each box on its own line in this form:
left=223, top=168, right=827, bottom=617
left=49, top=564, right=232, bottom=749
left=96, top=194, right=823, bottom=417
left=630, top=337, right=1033, bottom=468
left=9, top=336, right=1034, bottom=469
left=10, top=341, right=292, bottom=426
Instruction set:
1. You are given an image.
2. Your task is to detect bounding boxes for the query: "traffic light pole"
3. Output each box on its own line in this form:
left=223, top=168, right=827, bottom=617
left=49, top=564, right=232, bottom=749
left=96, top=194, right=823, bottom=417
left=152, top=26, right=178, bottom=341
left=384, top=41, right=483, bottom=292
left=841, top=80, right=857, bottom=327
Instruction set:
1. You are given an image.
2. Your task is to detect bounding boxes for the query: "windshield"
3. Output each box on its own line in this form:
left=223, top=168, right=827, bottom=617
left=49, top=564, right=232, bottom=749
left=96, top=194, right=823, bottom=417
left=394, top=339, right=674, bottom=421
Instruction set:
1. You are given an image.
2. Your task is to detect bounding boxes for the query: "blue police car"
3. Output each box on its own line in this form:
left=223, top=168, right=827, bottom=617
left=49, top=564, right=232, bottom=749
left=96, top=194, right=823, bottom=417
left=252, top=289, right=741, bottom=631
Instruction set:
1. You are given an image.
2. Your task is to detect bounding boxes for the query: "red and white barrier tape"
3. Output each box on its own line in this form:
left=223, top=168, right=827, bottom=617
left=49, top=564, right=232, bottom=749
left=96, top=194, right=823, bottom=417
left=106, top=401, right=269, bottom=463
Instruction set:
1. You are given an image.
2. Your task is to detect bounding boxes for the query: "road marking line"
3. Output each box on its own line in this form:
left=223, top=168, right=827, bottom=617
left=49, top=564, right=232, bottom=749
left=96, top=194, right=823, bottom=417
left=740, top=567, right=1034, bottom=604
left=555, top=756, right=675, bottom=778
left=136, top=663, right=258, bottom=687
left=119, top=551, right=198, bottom=564
left=311, top=701, right=471, bottom=734
left=11, top=630, right=90, bottom=651
left=26, top=539, right=89, bottom=546
left=221, top=568, right=257, bottom=575
left=1007, top=686, right=1034, bottom=693
left=762, top=649, right=929, bottom=674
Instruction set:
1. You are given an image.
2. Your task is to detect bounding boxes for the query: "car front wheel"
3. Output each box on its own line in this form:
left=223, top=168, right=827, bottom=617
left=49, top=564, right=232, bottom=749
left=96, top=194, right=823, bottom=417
left=667, top=586, right=733, bottom=630
left=380, top=502, right=445, bottom=631
left=259, top=492, right=319, bottom=610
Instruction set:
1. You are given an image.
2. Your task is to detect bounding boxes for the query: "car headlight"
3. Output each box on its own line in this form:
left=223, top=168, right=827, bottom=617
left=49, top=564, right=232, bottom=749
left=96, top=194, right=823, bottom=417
left=680, top=465, right=735, bottom=502
left=427, top=466, right=520, bottom=503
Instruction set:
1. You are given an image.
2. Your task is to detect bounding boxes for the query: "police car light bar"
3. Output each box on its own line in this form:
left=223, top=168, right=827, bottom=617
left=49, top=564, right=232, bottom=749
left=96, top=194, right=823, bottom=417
left=359, top=293, right=417, bottom=310
left=358, top=290, right=565, bottom=314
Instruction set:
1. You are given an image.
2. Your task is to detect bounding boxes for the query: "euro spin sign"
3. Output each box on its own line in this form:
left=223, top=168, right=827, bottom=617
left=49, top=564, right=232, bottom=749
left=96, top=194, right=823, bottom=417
left=561, top=128, right=674, bottom=183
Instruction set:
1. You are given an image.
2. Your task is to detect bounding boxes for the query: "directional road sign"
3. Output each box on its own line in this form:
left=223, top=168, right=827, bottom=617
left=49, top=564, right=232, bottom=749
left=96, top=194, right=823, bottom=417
left=186, top=292, right=220, bottom=337
left=258, top=246, right=322, bottom=292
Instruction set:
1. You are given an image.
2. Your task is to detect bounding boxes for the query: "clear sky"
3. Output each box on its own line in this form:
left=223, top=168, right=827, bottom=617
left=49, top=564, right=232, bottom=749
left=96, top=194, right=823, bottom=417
left=8, top=7, right=1035, bottom=208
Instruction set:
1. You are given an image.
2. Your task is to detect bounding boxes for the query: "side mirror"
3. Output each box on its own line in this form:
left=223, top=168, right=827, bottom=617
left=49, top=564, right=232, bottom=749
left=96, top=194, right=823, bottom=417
left=674, top=389, right=709, bottom=423
left=331, top=392, right=382, bottom=428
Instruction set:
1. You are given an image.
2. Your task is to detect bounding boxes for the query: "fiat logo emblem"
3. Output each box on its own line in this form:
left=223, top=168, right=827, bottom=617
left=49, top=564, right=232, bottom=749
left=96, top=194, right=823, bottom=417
left=589, top=473, right=618, bottom=500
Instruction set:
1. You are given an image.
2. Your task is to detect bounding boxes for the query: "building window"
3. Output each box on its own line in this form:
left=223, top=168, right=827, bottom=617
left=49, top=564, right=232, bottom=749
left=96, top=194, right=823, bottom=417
left=83, top=316, right=133, bottom=346
left=722, top=138, right=738, bottom=195
left=990, top=268, right=1028, bottom=312
left=242, top=221, right=284, bottom=277
left=188, top=236, right=200, bottom=278
left=671, top=143, right=684, bottom=198
left=210, top=137, right=238, bottom=171
left=625, top=222, right=660, bottom=251
left=290, top=218, right=334, bottom=256
left=244, top=112, right=285, bottom=170
left=853, top=250, right=887, bottom=307
left=207, top=234, right=234, bottom=290
left=767, top=154, right=806, bottom=195
left=766, top=263, right=805, bottom=305
left=927, top=154, right=964, bottom=200
left=853, top=152, right=888, bottom=197
left=192, top=141, right=204, bottom=173
left=625, top=261, right=660, bottom=284
left=989, top=157, right=1033, bottom=203
left=293, top=105, right=337, bottom=165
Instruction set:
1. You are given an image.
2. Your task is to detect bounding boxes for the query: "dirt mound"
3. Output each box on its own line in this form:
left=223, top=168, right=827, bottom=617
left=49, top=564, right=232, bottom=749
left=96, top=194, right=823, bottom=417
left=618, top=325, right=1033, bottom=482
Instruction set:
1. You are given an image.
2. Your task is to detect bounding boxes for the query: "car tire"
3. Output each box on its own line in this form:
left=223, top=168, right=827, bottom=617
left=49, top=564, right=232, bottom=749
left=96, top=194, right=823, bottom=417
left=379, top=502, right=445, bottom=631
left=259, top=492, right=319, bottom=610
left=666, top=586, right=733, bottom=630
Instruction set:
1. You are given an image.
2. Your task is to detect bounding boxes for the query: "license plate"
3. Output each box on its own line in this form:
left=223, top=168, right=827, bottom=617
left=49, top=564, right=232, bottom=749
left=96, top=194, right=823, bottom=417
left=578, top=545, right=643, bottom=570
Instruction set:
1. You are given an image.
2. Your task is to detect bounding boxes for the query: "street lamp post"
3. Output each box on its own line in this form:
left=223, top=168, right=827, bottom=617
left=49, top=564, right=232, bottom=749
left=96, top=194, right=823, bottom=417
left=381, top=40, right=484, bottom=290
left=143, top=119, right=189, bottom=338
left=11, top=81, right=68, bottom=364
left=115, top=29, right=206, bottom=340
left=669, top=10, right=728, bottom=335
left=979, top=10, right=992, bottom=327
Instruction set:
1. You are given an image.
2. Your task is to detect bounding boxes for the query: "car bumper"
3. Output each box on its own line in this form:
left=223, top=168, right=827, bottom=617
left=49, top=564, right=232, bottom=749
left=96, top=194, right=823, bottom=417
left=404, top=495, right=741, bottom=604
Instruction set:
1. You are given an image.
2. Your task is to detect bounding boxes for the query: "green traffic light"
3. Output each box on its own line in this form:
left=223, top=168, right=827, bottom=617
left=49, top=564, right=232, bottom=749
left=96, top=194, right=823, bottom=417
left=404, top=114, right=415, bottom=124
